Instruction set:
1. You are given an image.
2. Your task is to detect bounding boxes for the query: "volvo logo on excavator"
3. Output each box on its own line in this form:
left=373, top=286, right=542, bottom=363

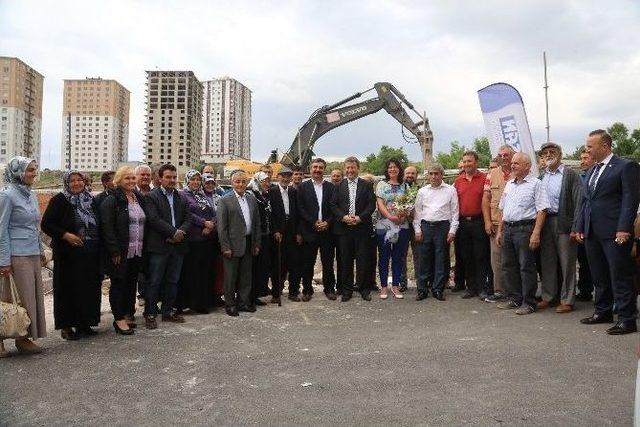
left=340, top=105, right=367, bottom=119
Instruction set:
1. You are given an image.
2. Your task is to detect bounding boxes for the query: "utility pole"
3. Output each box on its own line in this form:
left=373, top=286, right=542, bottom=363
left=543, top=51, right=550, bottom=143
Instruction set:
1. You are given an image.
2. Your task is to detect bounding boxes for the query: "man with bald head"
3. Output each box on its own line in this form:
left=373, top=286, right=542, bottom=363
left=496, top=152, right=549, bottom=315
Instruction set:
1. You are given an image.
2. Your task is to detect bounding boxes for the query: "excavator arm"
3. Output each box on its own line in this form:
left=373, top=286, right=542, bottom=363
left=277, top=82, right=433, bottom=170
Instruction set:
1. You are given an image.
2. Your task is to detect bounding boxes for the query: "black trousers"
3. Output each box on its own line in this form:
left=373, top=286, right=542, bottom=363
left=252, top=234, right=272, bottom=299
left=585, top=236, right=637, bottom=321
left=338, top=231, right=371, bottom=296
left=301, top=233, right=335, bottom=295
left=457, top=217, right=490, bottom=295
left=276, top=231, right=303, bottom=296
left=332, top=234, right=344, bottom=294
left=577, top=243, right=593, bottom=296
left=109, top=256, right=141, bottom=321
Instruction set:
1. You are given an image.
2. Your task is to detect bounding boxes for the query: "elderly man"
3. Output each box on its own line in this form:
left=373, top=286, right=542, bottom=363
left=135, top=164, right=153, bottom=195
left=400, top=165, right=420, bottom=292
left=537, top=142, right=583, bottom=313
left=576, top=129, right=640, bottom=334
left=482, top=145, right=515, bottom=302
left=496, top=152, right=549, bottom=315
left=330, top=157, right=376, bottom=302
left=414, top=164, right=459, bottom=301
left=217, top=170, right=262, bottom=316
left=454, top=151, right=490, bottom=300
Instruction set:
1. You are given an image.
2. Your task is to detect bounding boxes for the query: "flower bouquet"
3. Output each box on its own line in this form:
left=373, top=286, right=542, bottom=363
left=391, top=184, right=419, bottom=215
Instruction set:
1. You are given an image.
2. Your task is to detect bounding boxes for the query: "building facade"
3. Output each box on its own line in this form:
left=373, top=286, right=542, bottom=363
left=201, top=77, right=251, bottom=164
left=144, top=70, right=203, bottom=172
left=0, top=57, right=43, bottom=166
left=62, top=78, right=130, bottom=171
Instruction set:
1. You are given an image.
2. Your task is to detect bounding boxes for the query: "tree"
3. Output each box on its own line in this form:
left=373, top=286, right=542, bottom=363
left=608, top=122, right=640, bottom=161
left=435, top=141, right=467, bottom=169
left=565, top=145, right=584, bottom=160
left=361, top=145, right=409, bottom=175
left=472, top=137, right=491, bottom=168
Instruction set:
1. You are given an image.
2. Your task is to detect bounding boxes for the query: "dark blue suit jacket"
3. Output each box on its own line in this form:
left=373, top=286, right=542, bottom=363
left=577, top=155, right=639, bottom=239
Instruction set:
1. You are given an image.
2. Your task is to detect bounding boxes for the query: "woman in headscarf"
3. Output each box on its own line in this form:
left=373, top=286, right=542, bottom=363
left=202, top=173, right=225, bottom=306
left=248, top=171, right=272, bottom=305
left=176, top=169, right=217, bottom=314
left=0, top=157, right=46, bottom=356
left=100, top=166, right=147, bottom=335
left=41, top=170, right=102, bottom=340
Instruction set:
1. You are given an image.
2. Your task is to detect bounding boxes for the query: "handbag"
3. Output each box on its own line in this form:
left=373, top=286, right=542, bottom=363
left=0, top=275, right=31, bottom=339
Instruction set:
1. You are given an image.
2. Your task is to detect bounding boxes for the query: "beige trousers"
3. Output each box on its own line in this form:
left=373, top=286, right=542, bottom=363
left=9, top=256, right=46, bottom=339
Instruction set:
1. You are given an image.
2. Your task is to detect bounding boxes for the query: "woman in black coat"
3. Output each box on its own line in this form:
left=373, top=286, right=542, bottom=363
left=99, top=166, right=146, bottom=335
left=247, top=172, right=273, bottom=304
left=41, top=170, right=101, bottom=340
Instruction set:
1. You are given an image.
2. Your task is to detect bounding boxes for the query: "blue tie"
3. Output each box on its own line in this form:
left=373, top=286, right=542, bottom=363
left=589, top=163, right=603, bottom=193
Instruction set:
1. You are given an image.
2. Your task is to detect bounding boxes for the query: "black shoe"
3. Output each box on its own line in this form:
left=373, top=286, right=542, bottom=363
left=341, top=294, right=352, bottom=302
left=60, top=328, right=80, bottom=341
left=607, top=321, right=637, bottom=335
left=144, top=315, right=158, bottom=329
left=399, top=284, right=408, bottom=292
left=78, top=326, right=98, bottom=336
left=162, top=313, right=186, bottom=323
left=325, top=292, right=337, bottom=301
left=361, top=293, right=371, bottom=301
left=113, top=321, right=134, bottom=335
left=288, top=294, right=301, bottom=302
left=580, top=312, right=614, bottom=325
left=461, top=291, right=477, bottom=299
left=301, top=294, right=312, bottom=302
left=433, top=291, right=445, bottom=301
left=416, top=292, right=428, bottom=301
left=336, top=289, right=342, bottom=296
left=450, top=285, right=465, bottom=293
left=575, top=293, right=593, bottom=302
left=238, top=306, right=256, bottom=313
left=225, top=307, right=239, bottom=317
left=254, top=298, right=267, bottom=306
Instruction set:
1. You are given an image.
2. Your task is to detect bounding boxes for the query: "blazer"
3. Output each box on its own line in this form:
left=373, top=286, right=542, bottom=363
left=268, top=184, right=299, bottom=236
left=144, top=187, right=190, bottom=255
left=41, top=192, right=100, bottom=258
left=0, top=184, right=43, bottom=266
left=330, top=177, right=376, bottom=236
left=297, top=179, right=335, bottom=242
left=577, top=155, right=640, bottom=239
left=99, top=188, right=147, bottom=259
left=216, top=191, right=261, bottom=257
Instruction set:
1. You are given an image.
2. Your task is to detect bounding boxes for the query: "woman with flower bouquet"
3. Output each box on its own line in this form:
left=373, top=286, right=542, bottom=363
left=374, top=159, right=417, bottom=299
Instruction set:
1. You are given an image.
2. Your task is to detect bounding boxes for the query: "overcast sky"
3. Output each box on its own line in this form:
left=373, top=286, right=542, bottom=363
left=2, top=0, right=639, bottom=169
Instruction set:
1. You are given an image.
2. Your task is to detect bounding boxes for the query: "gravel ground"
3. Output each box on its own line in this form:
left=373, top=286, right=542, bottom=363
left=0, top=282, right=637, bottom=426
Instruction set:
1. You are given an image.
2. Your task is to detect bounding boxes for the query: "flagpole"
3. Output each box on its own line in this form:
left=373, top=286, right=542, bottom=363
left=543, top=51, right=550, bottom=143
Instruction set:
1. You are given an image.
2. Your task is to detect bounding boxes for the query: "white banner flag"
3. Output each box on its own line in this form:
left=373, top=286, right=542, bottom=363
left=478, top=83, right=537, bottom=175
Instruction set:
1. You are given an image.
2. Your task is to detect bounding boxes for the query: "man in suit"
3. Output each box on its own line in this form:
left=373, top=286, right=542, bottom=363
left=330, top=156, right=376, bottom=302
left=143, top=163, right=190, bottom=329
left=576, top=149, right=595, bottom=301
left=217, top=170, right=262, bottom=317
left=269, top=167, right=303, bottom=301
left=298, top=158, right=336, bottom=300
left=576, top=129, right=640, bottom=334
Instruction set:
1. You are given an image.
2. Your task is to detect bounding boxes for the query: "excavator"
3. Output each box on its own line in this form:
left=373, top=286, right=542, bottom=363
left=271, top=81, right=433, bottom=172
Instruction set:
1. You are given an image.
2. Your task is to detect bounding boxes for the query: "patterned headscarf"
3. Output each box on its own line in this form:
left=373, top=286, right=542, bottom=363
left=63, top=170, right=98, bottom=231
left=183, top=169, right=211, bottom=210
left=4, top=156, right=36, bottom=185
left=249, top=171, right=270, bottom=193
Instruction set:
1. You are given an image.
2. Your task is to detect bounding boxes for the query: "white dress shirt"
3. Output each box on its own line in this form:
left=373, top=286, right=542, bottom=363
left=313, top=179, right=324, bottom=221
left=235, top=191, right=252, bottom=235
left=590, top=152, right=613, bottom=190
left=413, top=183, right=459, bottom=234
left=279, top=184, right=290, bottom=216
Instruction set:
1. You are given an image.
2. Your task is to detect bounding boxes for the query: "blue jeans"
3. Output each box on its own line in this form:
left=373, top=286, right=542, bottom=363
left=144, top=252, right=184, bottom=317
left=377, top=228, right=410, bottom=287
left=418, top=220, right=449, bottom=294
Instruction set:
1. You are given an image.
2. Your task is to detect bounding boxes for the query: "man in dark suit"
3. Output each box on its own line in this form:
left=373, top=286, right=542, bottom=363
left=217, top=170, right=262, bottom=317
left=143, top=163, right=190, bottom=329
left=576, top=129, right=640, bottom=335
left=269, top=167, right=303, bottom=301
left=298, top=158, right=337, bottom=300
left=330, top=156, right=376, bottom=302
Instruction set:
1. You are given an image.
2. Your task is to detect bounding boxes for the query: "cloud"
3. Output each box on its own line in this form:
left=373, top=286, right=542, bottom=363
left=1, top=0, right=638, bottom=168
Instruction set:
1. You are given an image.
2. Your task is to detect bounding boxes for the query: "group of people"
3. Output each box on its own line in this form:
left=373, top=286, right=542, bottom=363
left=1, top=128, right=639, bottom=357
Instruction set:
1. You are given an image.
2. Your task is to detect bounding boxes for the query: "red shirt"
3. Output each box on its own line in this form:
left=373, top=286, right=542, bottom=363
left=454, top=171, right=486, bottom=217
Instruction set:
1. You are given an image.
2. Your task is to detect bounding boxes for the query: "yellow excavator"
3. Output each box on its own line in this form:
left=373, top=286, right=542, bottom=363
left=225, top=82, right=433, bottom=175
